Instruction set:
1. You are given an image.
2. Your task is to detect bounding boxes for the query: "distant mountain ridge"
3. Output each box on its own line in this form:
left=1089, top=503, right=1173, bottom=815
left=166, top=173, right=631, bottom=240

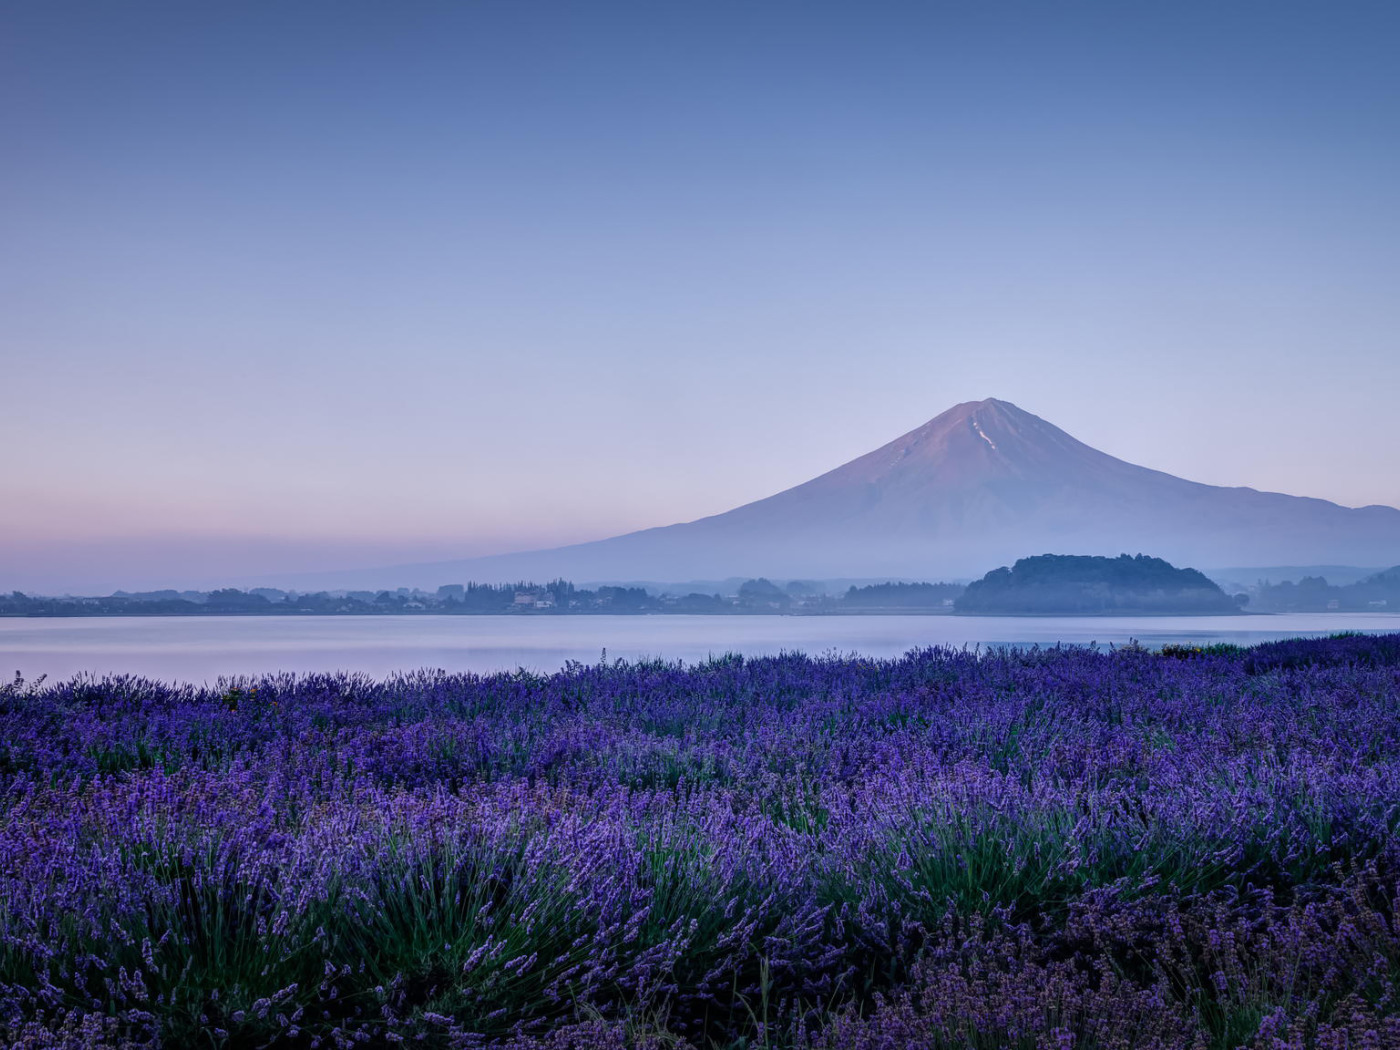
left=275, top=399, right=1400, bottom=590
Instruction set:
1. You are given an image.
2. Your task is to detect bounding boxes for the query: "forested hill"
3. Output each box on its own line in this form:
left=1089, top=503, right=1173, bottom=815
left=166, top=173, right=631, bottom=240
left=954, top=554, right=1243, bottom=615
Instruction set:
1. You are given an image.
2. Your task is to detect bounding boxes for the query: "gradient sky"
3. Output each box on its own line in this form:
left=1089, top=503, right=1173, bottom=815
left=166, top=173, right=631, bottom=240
left=4, top=1, right=1399, bottom=592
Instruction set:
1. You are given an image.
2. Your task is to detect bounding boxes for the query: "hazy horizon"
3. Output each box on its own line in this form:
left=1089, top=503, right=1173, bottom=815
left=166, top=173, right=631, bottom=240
left=5, top=3, right=1400, bottom=592
left=10, top=398, right=1400, bottom=595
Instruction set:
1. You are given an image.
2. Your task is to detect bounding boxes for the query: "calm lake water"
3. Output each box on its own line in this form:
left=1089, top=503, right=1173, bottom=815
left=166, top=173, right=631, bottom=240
left=4, top=613, right=1400, bottom=684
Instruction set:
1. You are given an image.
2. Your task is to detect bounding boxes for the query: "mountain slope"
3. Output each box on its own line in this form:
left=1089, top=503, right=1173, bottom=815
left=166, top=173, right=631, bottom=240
left=278, top=399, right=1400, bottom=589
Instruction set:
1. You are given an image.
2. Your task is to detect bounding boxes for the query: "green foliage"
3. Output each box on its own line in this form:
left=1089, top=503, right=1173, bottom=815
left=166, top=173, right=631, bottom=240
left=1249, top=565, right=1400, bottom=612
left=842, top=582, right=964, bottom=608
left=956, top=554, right=1238, bottom=615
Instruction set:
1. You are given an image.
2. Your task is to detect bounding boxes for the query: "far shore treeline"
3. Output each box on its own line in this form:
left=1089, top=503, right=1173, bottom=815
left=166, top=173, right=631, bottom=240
left=955, top=554, right=1244, bottom=616
left=0, top=579, right=966, bottom=618
left=6, top=555, right=1398, bottom=619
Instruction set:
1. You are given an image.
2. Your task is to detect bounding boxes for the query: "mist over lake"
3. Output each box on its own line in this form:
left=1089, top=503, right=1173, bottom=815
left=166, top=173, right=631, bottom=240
left=7, top=612, right=1400, bottom=683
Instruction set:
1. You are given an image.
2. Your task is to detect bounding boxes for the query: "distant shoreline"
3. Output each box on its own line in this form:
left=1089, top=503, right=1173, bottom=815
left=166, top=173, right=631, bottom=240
left=0, top=608, right=1264, bottom=620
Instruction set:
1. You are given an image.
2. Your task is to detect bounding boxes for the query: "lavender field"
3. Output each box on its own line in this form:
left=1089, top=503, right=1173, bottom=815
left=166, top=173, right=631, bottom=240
left=4, top=635, right=1400, bottom=1049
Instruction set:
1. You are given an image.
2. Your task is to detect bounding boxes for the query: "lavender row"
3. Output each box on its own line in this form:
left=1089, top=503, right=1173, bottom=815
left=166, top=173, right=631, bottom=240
left=2, top=636, right=1399, bottom=1048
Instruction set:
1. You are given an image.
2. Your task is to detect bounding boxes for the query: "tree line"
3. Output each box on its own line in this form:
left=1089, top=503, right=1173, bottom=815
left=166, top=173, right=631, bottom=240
left=0, top=578, right=968, bottom=617
left=1246, top=566, right=1400, bottom=612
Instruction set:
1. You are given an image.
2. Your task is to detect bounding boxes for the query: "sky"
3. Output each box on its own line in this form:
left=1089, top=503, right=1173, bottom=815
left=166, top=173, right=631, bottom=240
left=3, top=1, right=1399, bottom=592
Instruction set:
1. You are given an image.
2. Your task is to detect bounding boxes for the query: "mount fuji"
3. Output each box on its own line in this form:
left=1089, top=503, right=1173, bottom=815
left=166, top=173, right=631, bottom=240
left=284, top=399, right=1400, bottom=589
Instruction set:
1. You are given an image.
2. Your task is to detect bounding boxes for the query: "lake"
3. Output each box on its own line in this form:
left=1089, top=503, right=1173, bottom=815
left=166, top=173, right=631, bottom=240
left=4, top=612, right=1400, bottom=683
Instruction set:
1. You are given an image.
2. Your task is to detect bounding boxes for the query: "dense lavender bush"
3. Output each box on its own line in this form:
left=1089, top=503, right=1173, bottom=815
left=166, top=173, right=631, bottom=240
left=2, top=636, right=1399, bottom=1048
